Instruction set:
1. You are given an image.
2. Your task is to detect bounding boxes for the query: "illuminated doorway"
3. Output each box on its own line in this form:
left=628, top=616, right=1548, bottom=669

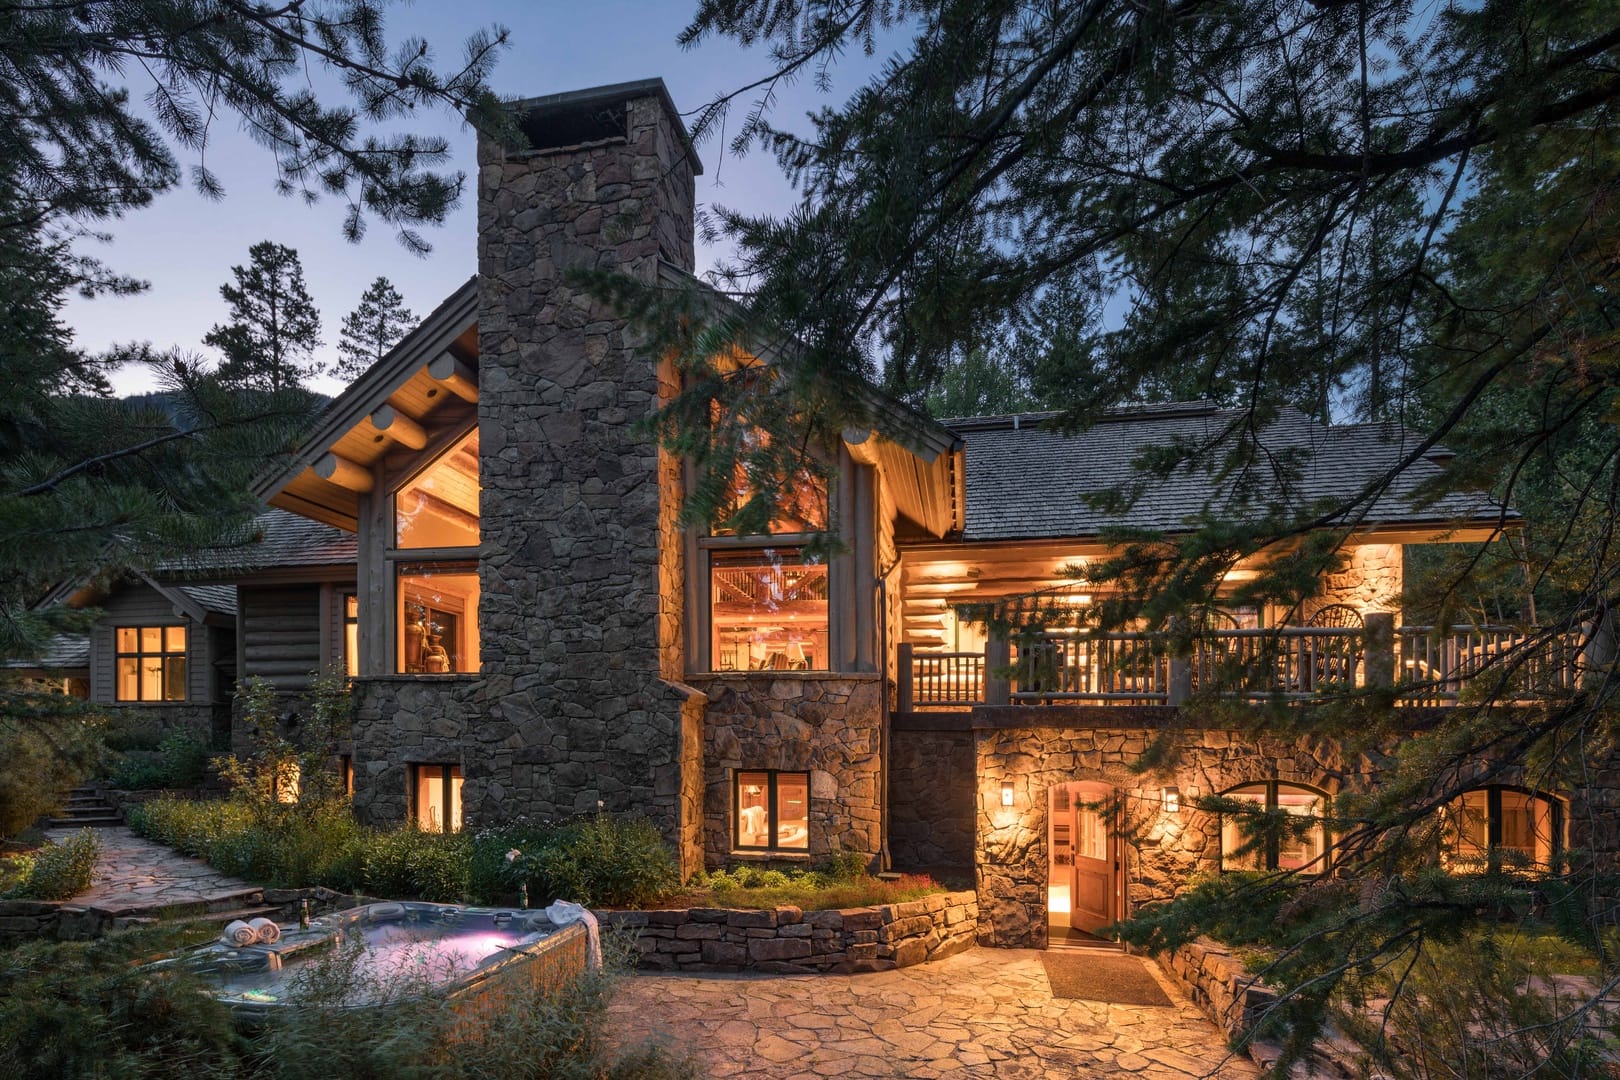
left=1048, top=781, right=1124, bottom=944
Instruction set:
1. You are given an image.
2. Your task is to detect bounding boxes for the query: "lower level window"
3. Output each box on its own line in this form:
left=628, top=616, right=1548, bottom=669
left=1442, top=786, right=1561, bottom=870
left=411, top=763, right=464, bottom=833
left=734, top=770, right=810, bottom=851
left=1219, top=781, right=1329, bottom=872
left=115, top=625, right=187, bottom=702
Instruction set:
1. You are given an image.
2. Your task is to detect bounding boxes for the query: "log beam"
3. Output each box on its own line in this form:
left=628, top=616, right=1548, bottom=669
left=314, top=452, right=374, bottom=493
left=427, top=352, right=477, bottom=402
left=371, top=404, right=428, bottom=449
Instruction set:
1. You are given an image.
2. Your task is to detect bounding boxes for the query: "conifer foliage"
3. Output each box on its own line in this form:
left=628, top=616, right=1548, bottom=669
left=660, top=1, right=1620, bottom=1066
left=335, top=276, right=416, bottom=382
left=205, top=242, right=323, bottom=391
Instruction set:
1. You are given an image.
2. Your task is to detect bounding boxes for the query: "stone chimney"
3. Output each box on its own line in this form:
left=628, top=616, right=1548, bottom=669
left=472, top=79, right=704, bottom=873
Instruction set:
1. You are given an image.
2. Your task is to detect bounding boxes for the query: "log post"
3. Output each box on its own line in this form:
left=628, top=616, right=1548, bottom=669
left=896, top=642, right=914, bottom=713
left=1363, top=612, right=1395, bottom=689
left=986, top=633, right=1011, bottom=706
left=1168, top=653, right=1192, bottom=706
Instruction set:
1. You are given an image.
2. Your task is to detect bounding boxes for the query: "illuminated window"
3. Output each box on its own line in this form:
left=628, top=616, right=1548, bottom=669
left=1219, top=781, right=1329, bottom=873
left=734, top=770, right=810, bottom=851
left=342, top=593, right=359, bottom=677
left=1441, top=786, right=1561, bottom=871
left=396, top=428, right=479, bottom=548
left=710, top=550, right=828, bottom=671
left=114, top=626, right=188, bottom=702
left=340, top=754, right=354, bottom=798
left=411, top=763, right=463, bottom=833
left=390, top=427, right=480, bottom=676
left=397, top=562, right=480, bottom=674
left=708, top=415, right=829, bottom=536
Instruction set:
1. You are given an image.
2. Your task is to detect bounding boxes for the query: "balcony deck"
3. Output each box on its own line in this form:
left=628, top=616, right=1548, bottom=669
left=896, top=622, right=1590, bottom=713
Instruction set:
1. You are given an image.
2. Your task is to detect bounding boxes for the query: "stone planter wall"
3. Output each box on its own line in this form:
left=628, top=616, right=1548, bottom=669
left=1155, top=938, right=1276, bottom=1039
left=599, top=889, right=977, bottom=974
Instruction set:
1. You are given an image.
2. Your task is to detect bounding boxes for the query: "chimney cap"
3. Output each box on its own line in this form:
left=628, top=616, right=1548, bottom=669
left=502, top=77, right=702, bottom=175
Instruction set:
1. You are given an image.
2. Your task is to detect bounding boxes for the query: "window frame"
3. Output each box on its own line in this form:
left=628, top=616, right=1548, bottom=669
left=113, top=624, right=189, bottom=703
left=1217, top=780, right=1332, bottom=875
left=701, top=539, right=831, bottom=674
left=386, top=420, right=481, bottom=677
left=409, top=763, right=464, bottom=833
left=1442, top=784, right=1564, bottom=872
left=732, top=769, right=812, bottom=853
left=341, top=593, right=359, bottom=678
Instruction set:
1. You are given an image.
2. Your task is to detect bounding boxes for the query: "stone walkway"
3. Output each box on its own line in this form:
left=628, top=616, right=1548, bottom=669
left=43, top=824, right=260, bottom=916
left=610, top=947, right=1258, bottom=1078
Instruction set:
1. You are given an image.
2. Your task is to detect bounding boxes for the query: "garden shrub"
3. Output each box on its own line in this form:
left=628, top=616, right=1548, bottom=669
left=0, top=713, right=99, bottom=838
left=692, top=864, right=945, bottom=910
left=363, top=828, right=469, bottom=902
left=109, top=728, right=211, bottom=790
left=507, top=814, right=680, bottom=908
left=1, top=829, right=101, bottom=900
left=466, top=819, right=557, bottom=903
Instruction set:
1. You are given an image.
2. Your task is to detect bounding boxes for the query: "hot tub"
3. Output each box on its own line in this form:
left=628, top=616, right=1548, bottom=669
left=155, top=901, right=589, bottom=1024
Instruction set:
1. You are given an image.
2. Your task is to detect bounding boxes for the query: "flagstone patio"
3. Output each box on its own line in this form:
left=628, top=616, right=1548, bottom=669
left=609, top=946, right=1258, bottom=1079
left=42, top=824, right=262, bottom=917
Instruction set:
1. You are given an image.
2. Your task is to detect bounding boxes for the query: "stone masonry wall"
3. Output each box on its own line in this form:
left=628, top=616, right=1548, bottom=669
left=974, top=717, right=1353, bottom=948
left=1311, top=542, right=1402, bottom=617
left=471, top=87, right=706, bottom=875
left=349, top=677, right=478, bottom=825
left=688, top=674, right=883, bottom=867
left=889, top=727, right=977, bottom=871
left=599, top=890, right=977, bottom=973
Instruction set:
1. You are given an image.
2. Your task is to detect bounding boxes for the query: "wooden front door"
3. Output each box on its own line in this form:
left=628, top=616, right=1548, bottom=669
left=1065, top=781, right=1120, bottom=934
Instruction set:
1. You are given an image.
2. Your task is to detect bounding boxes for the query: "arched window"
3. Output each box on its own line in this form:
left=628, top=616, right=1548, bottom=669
left=1441, top=786, right=1562, bottom=871
left=1219, top=781, right=1330, bottom=873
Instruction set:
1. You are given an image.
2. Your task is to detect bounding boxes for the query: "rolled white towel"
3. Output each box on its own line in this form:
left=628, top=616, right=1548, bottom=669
left=248, top=917, right=281, bottom=945
left=222, top=920, right=257, bottom=947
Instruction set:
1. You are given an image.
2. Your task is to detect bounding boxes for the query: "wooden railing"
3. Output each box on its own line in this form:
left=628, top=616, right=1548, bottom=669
left=1010, top=633, right=1171, bottom=703
left=1396, top=625, right=1585, bottom=706
left=907, top=651, right=986, bottom=708
left=897, top=619, right=1593, bottom=712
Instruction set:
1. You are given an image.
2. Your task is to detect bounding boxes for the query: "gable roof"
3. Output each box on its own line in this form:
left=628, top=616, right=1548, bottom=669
left=943, top=403, right=1512, bottom=543
left=251, top=276, right=480, bottom=529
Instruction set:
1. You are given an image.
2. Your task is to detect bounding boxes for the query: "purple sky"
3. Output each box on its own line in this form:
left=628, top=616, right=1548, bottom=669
left=74, top=2, right=898, bottom=396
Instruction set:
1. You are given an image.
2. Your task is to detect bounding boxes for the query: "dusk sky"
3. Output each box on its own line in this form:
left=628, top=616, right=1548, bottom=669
left=75, top=2, right=899, bottom=396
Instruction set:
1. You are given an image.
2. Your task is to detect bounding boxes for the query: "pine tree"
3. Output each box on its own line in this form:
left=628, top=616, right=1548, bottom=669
left=335, top=277, right=416, bottom=382
left=641, top=3, right=1620, bottom=1064
left=204, top=242, right=323, bottom=392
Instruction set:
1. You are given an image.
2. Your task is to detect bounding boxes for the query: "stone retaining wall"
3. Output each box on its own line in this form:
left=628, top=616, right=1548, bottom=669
left=599, top=890, right=977, bottom=974
left=1155, top=937, right=1276, bottom=1038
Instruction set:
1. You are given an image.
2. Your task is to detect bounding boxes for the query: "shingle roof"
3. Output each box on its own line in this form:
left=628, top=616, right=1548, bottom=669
left=178, top=584, right=237, bottom=616
left=161, top=509, right=357, bottom=576
left=6, top=634, right=89, bottom=672
left=943, top=404, right=1511, bottom=542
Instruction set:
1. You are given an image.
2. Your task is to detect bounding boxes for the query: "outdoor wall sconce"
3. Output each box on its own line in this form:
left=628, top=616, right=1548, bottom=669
left=1001, top=782, right=1014, bottom=807
left=1162, top=786, right=1181, bottom=814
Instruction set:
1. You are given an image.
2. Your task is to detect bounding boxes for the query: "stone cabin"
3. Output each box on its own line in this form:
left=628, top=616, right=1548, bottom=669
left=98, top=77, right=1602, bottom=947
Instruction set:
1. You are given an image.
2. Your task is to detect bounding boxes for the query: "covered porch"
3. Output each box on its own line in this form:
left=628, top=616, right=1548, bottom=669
left=896, top=621, right=1591, bottom=711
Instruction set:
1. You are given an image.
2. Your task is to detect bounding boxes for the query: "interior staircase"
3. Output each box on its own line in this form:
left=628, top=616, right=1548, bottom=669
left=47, top=786, right=121, bottom=829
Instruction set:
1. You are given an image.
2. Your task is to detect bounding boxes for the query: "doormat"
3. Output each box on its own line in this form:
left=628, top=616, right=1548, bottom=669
left=1040, top=950, right=1173, bottom=1006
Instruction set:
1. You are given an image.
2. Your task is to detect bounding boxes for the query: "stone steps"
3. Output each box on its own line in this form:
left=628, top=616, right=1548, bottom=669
left=48, top=788, right=121, bottom=829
